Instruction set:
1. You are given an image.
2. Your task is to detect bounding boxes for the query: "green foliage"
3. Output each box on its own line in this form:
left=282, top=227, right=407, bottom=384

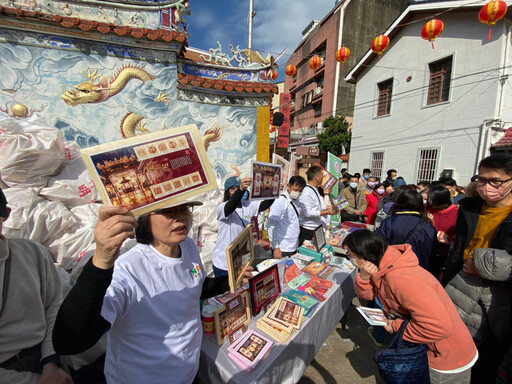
left=317, top=115, right=351, bottom=156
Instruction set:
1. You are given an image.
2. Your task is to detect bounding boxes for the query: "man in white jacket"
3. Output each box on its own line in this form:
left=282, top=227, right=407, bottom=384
left=0, top=187, right=71, bottom=384
left=267, top=176, right=306, bottom=259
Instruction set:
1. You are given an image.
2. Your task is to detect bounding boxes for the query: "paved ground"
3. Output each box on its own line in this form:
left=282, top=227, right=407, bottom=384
left=298, top=297, right=387, bottom=384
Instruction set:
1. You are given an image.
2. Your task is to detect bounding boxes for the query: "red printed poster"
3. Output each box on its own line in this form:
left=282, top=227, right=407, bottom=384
left=80, top=124, right=217, bottom=216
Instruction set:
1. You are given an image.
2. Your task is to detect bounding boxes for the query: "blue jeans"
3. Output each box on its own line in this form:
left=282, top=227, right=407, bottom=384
left=212, top=265, right=228, bottom=278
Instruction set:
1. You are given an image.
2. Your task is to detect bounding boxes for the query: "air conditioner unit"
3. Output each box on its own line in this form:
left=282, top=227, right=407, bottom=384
left=313, top=87, right=323, bottom=96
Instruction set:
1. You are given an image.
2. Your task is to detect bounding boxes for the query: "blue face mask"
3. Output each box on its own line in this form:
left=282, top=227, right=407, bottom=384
left=349, top=182, right=358, bottom=189
left=364, top=175, right=370, bottom=180
left=241, top=190, right=249, bottom=201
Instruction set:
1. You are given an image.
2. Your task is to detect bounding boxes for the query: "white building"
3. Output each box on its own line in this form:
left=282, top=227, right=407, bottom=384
left=345, top=0, right=512, bottom=185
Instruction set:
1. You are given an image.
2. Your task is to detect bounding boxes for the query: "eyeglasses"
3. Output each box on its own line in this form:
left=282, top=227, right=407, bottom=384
left=152, top=205, right=194, bottom=218
left=475, top=177, right=512, bottom=189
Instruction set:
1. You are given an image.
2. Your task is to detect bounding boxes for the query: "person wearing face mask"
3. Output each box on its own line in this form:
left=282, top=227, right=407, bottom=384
left=339, top=176, right=367, bottom=223
left=363, top=182, right=384, bottom=225
left=443, top=154, right=512, bottom=383
left=267, top=176, right=306, bottom=259
left=363, top=176, right=376, bottom=195
left=358, top=168, right=371, bottom=189
left=212, top=176, right=274, bottom=277
left=298, top=166, right=336, bottom=245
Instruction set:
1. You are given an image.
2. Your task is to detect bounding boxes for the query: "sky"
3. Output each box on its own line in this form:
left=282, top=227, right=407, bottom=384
left=186, top=0, right=338, bottom=82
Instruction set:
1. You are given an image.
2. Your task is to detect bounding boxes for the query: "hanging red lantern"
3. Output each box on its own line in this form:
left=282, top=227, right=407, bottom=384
left=371, top=35, right=390, bottom=62
left=285, top=64, right=297, bottom=77
left=266, top=69, right=278, bottom=81
left=421, top=19, right=444, bottom=49
left=335, top=47, right=351, bottom=69
left=308, top=55, right=323, bottom=71
left=479, top=1, right=508, bottom=40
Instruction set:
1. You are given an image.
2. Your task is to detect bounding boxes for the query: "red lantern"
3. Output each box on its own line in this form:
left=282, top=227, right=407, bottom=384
left=285, top=64, right=297, bottom=77
left=309, top=55, right=323, bottom=71
left=421, top=19, right=444, bottom=49
left=335, top=47, right=351, bottom=69
left=266, top=69, right=278, bottom=81
left=371, top=35, right=390, bottom=62
left=479, top=1, right=508, bottom=40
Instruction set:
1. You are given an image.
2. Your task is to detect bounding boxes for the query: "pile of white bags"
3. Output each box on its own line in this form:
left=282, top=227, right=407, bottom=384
left=0, top=115, right=221, bottom=274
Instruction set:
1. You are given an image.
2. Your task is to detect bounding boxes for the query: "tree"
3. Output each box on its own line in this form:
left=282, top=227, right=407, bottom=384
left=317, top=115, right=351, bottom=156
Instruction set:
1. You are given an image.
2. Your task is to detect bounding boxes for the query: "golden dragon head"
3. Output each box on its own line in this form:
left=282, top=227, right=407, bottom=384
left=60, top=68, right=106, bottom=106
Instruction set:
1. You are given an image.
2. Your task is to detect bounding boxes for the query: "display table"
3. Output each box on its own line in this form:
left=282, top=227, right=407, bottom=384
left=198, top=267, right=357, bottom=384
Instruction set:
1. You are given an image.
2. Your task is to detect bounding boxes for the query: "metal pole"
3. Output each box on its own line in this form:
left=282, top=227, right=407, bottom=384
left=248, top=0, right=254, bottom=50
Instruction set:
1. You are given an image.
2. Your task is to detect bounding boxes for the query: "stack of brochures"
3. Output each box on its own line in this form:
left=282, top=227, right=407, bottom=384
left=227, top=329, right=273, bottom=372
left=281, top=289, right=320, bottom=317
left=302, top=261, right=333, bottom=279
left=256, top=297, right=305, bottom=343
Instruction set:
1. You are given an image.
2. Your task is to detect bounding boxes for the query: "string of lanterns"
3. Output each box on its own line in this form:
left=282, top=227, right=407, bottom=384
left=284, top=0, right=507, bottom=77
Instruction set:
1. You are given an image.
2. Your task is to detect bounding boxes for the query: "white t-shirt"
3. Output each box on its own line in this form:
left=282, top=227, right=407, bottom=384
left=298, top=185, right=326, bottom=230
left=101, top=238, right=205, bottom=384
left=212, top=200, right=260, bottom=270
left=267, top=191, right=301, bottom=252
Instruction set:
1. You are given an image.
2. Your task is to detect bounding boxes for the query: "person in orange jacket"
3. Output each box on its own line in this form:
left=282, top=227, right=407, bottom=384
left=344, top=229, right=477, bottom=383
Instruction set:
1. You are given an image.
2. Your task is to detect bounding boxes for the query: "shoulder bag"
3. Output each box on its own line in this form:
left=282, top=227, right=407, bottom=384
left=373, top=320, right=430, bottom=384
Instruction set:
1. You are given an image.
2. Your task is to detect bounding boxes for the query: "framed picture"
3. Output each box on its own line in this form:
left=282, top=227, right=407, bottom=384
left=226, top=224, right=255, bottom=293
left=312, top=225, right=326, bottom=252
left=272, top=153, right=290, bottom=191
left=250, top=160, right=282, bottom=201
left=248, top=264, right=280, bottom=315
left=213, top=290, right=251, bottom=346
left=80, top=124, right=217, bottom=217
left=313, top=162, right=338, bottom=192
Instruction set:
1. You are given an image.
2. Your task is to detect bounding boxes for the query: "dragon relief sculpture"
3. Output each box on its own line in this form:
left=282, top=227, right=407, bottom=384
left=61, top=66, right=229, bottom=148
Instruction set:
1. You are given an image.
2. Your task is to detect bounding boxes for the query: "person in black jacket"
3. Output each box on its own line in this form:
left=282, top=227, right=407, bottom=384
left=443, top=153, right=512, bottom=383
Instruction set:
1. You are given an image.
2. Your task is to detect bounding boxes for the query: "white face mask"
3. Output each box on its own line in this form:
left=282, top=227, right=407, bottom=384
left=349, top=257, right=359, bottom=267
left=376, top=188, right=385, bottom=195
left=290, top=191, right=302, bottom=200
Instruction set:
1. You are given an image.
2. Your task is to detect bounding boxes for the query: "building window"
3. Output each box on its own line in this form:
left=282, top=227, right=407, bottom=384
left=314, top=103, right=322, bottom=117
left=377, top=80, right=393, bottom=116
left=427, top=57, right=452, bottom=105
left=370, top=151, right=384, bottom=179
left=416, top=148, right=439, bottom=182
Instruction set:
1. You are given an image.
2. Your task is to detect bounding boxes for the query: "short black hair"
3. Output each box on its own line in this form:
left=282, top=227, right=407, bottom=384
left=136, top=214, right=153, bottom=244
left=427, top=185, right=452, bottom=210
left=363, top=168, right=371, bottom=174
left=391, top=188, right=426, bottom=219
left=342, top=229, right=388, bottom=264
left=439, top=177, right=457, bottom=187
left=353, top=172, right=361, bottom=179
left=373, top=182, right=384, bottom=191
left=306, top=165, right=323, bottom=181
left=341, top=168, right=347, bottom=175
left=479, top=153, right=512, bottom=177
left=387, top=169, right=397, bottom=178
left=289, top=175, right=306, bottom=188
left=342, top=172, right=352, bottom=179
left=417, top=181, right=431, bottom=188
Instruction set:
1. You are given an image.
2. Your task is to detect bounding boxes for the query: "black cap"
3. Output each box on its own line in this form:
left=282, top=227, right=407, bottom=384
left=0, top=187, right=8, bottom=218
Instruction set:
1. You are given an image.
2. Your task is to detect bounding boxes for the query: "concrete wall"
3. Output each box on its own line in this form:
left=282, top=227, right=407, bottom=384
left=349, top=11, right=510, bottom=185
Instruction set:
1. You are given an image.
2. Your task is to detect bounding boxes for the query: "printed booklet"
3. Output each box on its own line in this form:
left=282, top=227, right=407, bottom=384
left=356, top=306, right=388, bottom=326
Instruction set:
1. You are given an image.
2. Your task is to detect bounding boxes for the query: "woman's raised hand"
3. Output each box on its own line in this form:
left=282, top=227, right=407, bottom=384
left=358, top=260, right=378, bottom=280
left=93, top=206, right=137, bottom=270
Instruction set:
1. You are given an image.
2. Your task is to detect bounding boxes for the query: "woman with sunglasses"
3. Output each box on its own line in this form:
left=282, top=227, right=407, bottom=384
left=344, top=229, right=477, bottom=383
left=53, top=201, right=251, bottom=384
left=443, top=153, right=512, bottom=383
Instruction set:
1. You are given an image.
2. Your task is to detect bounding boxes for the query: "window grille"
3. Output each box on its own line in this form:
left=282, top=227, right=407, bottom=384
left=416, top=148, right=439, bottom=182
left=370, top=151, right=384, bottom=179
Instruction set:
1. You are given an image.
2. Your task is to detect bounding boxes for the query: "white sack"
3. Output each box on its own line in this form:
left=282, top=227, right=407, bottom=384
left=2, top=188, right=77, bottom=258
left=0, top=115, right=66, bottom=188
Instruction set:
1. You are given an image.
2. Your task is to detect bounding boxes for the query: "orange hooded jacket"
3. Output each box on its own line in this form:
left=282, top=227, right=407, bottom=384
left=354, top=244, right=477, bottom=371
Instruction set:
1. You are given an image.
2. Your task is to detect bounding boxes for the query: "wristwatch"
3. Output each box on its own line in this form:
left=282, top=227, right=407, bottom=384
left=41, top=353, right=62, bottom=367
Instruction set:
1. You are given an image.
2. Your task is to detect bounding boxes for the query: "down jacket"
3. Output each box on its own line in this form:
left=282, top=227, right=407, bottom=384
left=443, top=197, right=512, bottom=344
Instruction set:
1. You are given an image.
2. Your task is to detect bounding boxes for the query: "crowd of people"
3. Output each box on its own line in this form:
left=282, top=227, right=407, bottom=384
left=1, top=152, right=511, bottom=384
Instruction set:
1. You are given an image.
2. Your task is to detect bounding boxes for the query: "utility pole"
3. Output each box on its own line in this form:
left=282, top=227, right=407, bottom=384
left=248, top=0, right=255, bottom=50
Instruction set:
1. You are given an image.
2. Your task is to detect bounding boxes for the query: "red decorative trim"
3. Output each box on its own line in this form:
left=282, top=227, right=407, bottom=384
left=0, top=6, right=188, bottom=44
left=177, top=73, right=278, bottom=95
